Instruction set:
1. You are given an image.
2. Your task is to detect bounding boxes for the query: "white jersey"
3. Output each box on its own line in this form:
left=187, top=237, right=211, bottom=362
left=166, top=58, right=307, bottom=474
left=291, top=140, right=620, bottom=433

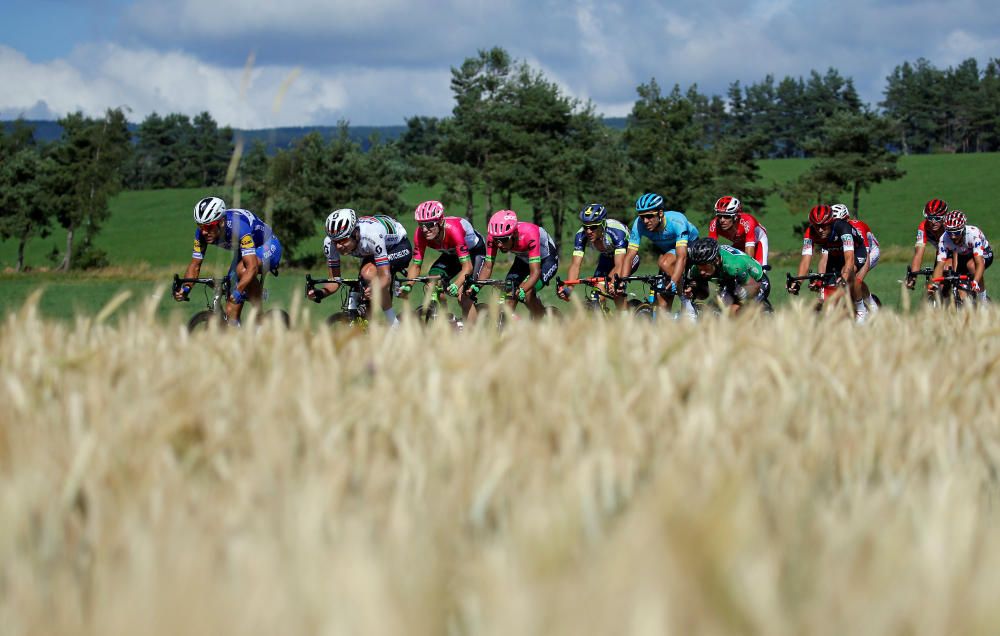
left=937, top=225, right=990, bottom=261
left=325, top=215, right=407, bottom=269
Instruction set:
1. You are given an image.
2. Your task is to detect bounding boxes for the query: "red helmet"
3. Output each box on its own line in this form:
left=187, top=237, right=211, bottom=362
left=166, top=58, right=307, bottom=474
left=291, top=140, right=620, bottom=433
left=809, top=204, right=834, bottom=226
left=923, top=199, right=948, bottom=218
left=943, top=210, right=967, bottom=232
left=714, top=196, right=742, bottom=216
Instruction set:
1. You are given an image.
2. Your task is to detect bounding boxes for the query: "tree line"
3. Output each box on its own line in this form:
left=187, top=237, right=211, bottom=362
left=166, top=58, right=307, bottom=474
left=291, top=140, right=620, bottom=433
left=3, top=50, right=998, bottom=270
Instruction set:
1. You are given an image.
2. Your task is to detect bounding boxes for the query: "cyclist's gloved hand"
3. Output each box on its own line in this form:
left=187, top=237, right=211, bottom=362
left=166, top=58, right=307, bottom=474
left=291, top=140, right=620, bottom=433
left=516, top=287, right=527, bottom=303
left=230, top=289, right=245, bottom=305
left=808, top=279, right=823, bottom=292
left=557, top=284, right=571, bottom=301
left=971, top=280, right=982, bottom=293
left=446, top=282, right=460, bottom=297
left=469, top=284, right=481, bottom=296
left=927, top=282, right=940, bottom=293
left=787, top=280, right=801, bottom=295
left=174, top=284, right=191, bottom=302
left=310, top=288, right=327, bottom=303
left=399, top=283, right=412, bottom=295
left=905, top=276, right=916, bottom=290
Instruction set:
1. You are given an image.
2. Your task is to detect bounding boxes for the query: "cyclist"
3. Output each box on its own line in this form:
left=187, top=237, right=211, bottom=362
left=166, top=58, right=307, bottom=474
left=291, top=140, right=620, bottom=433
left=906, top=199, right=948, bottom=290
left=477, top=209, right=559, bottom=319
left=307, top=209, right=412, bottom=326
left=173, top=196, right=282, bottom=324
left=557, top=203, right=637, bottom=308
left=830, top=203, right=880, bottom=313
left=619, top=192, right=699, bottom=313
left=931, top=210, right=992, bottom=303
left=707, top=196, right=769, bottom=265
left=684, top=237, right=769, bottom=314
left=400, top=200, right=486, bottom=322
left=788, top=204, right=869, bottom=322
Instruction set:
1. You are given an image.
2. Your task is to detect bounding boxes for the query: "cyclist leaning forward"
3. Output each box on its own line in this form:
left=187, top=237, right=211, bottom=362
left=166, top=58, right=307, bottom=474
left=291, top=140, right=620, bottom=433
left=557, top=203, right=638, bottom=309
left=708, top=195, right=769, bottom=265
left=308, top=208, right=412, bottom=326
left=401, top=200, right=487, bottom=322
left=931, top=210, right=993, bottom=303
left=788, top=204, right=869, bottom=322
left=684, top=237, right=770, bottom=314
left=906, top=198, right=948, bottom=290
left=477, top=210, right=559, bottom=319
left=618, top=192, right=699, bottom=315
left=826, top=203, right=881, bottom=313
left=173, top=196, right=282, bottom=324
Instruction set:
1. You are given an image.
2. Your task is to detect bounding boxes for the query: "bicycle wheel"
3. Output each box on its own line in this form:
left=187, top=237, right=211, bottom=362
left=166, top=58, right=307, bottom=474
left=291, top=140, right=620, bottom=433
left=260, top=309, right=291, bottom=328
left=327, top=312, right=368, bottom=331
left=188, top=310, right=225, bottom=333
left=632, top=303, right=656, bottom=321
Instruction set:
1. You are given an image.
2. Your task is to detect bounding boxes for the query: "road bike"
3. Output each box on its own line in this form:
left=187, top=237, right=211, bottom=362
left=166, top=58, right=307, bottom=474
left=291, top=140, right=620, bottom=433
left=172, top=273, right=289, bottom=332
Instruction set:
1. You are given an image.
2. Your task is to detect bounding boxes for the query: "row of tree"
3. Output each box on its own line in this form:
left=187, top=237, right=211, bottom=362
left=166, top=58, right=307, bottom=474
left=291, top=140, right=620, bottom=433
left=23, top=49, right=1000, bottom=270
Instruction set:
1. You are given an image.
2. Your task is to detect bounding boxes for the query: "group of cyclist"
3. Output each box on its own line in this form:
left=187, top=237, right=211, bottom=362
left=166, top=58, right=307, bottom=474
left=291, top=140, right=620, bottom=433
left=172, top=190, right=991, bottom=326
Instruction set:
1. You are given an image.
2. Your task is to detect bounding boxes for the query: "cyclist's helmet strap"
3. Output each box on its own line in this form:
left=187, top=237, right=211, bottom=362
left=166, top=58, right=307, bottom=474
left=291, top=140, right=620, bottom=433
left=636, top=193, right=664, bottom=212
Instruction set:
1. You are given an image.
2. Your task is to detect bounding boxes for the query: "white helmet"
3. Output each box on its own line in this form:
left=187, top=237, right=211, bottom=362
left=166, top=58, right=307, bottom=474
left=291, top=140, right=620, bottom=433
left=194, top=196, right=227, bottom=224
left=325, top=208, right=358, bottom=240
left=831, top=203, right=851, bottom=220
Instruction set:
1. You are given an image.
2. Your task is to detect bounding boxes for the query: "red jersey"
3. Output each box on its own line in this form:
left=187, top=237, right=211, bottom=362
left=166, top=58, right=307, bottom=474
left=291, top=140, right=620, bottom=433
left=708, top=213, right=767, bottom=254
left=915, top=220, right=943, bottom=248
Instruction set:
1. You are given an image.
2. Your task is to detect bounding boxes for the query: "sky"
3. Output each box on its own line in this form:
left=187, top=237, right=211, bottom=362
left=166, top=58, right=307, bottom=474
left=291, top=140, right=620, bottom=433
left=1, top=0, right=998, bottom=129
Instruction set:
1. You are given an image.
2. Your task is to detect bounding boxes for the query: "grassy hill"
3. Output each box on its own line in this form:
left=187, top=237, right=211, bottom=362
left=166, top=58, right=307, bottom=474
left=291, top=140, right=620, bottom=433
left=2, top=152, right=999, bottom=318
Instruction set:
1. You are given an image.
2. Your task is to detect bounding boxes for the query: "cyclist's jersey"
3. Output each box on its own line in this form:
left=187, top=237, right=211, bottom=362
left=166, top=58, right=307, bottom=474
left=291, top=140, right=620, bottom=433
left=412, top=216, right=481, bottom=265
left=193, top=209, right=273, bottom=260
left=687, top=244, right=765, bottom=286
left=801, top=220, right=866, bottom=259
left=708, top=213, right=767, bottom=255
left=937, top=225, right=991, bottom=261
left=486, top=222, right=554, bottom=263
left=572, top=219, right=629, bottom=257
left=915, top=220, right=944, bottom=248
left=324, top=215, right=407, bottom=269
left=628, top=211, right=698, bottom=253
left=848, top=219, right=879, bottom=249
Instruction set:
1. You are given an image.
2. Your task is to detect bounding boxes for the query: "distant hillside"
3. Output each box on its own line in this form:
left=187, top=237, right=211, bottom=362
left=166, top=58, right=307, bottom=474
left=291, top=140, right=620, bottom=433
left=3, top=117, right=628, bottom=153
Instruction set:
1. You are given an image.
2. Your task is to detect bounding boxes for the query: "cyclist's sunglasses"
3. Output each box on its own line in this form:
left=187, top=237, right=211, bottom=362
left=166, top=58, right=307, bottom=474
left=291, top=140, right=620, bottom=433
left=715, top=213, right=737, bottom=220
left=637, top=212, right=660, bottom=220
left=947, top=229, right=965, bottom=236
left=493, top=235, right=513, bottom=243
left=925, top=215, right=945, bottom=222
left=418, top=221, right=440, bottom=229
left=198, top=220, right=221, bottom=231
left=582, top=223, right=605, bottom=232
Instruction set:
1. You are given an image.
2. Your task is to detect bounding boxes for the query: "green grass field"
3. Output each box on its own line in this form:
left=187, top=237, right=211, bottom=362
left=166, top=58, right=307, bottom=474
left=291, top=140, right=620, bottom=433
left=2, top=152, right=999, bottom=320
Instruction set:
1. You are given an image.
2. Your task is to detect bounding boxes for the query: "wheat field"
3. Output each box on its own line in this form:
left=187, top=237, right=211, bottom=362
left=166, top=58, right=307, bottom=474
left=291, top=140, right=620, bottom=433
left=2, top=293, right=1000, bottom=635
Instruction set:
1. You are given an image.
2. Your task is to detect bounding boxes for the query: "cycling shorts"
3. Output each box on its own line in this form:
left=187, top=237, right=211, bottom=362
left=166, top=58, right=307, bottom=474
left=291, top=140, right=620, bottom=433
left=505, top=252, right=559, bottom=291
left=594, top=252, right=640, bottom=279
left=428, top=239, right=487, bottom=281
left=361, top=237, right=413, bottom=274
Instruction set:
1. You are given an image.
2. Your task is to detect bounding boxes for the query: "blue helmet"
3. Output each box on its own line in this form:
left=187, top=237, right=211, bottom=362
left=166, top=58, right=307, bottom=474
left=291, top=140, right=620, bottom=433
left=636, top=193, right=664, bottom=212
left=579, top=203, right=608, bottom=224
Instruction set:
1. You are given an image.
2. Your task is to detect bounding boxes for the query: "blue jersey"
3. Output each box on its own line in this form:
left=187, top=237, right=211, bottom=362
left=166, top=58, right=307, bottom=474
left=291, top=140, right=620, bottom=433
left=572, top=218, right=630, bottom=257
left=193, top=209, right=282, bottom=273
left=628, top=211, right=698, bottom=254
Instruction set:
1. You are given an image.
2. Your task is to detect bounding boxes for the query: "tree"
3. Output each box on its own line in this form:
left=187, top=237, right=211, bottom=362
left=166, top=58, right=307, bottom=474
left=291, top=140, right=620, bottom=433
left=48, top=109, right=132, bottom=270
left=789, top=109, right=904, bottom=220
left=0, top=125, right=54, bottom=271
left=623, top=80, right=712, bottom=213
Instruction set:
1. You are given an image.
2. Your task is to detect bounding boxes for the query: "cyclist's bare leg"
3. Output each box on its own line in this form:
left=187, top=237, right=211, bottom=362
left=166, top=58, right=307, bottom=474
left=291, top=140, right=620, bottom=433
left=657, top=252, right=677, bottom=310
left=524, top=289, right=546, bottom=319
left=225, top=258, right=264, bottom=322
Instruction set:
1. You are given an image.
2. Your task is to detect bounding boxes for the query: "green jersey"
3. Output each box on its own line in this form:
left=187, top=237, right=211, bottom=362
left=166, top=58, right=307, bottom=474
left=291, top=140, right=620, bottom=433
left=687, top=244, right=764, bottom=285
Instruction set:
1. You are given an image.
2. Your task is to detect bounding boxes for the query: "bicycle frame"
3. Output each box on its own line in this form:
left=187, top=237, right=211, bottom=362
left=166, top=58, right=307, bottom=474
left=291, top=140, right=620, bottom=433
left=173, top=273, right=231, bottom=316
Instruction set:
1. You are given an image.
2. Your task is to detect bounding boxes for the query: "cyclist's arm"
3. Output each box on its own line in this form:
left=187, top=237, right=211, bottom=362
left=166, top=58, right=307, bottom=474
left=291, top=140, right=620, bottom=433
left=325, top=264, right=342, bottom=295
left=840, top=249, right=856, bottom=282
left=479, top=256, right=494, bottom=281
left=817, top=250, right=829, bottom=276
left=671, top=244, right=688, bottom=288
left=620, top=247, right=639, bottom=278
left=973, top=252, right=986, bottom=286
left=374, top=263, right=393, bottom=311
left=908, top=244, right=926, bottom=282
left=565, top=254, right=583, bottom=283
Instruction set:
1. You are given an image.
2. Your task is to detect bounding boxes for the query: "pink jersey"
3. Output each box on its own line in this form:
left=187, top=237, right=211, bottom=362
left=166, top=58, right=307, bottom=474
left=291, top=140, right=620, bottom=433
left=412, top=216, right=480, bottom=264
left=486, top=221, right=553, bottom=263
left=915, top=219, right=943, bottom=248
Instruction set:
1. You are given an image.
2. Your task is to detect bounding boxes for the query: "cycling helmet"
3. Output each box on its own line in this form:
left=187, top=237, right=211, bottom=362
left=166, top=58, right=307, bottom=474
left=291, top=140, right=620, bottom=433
left=488, top=210, right=518, bottom=237
left=194, top=196, right=226, bottom=224
left=943, top=210, right=967, bottom=232
left=831, top=203, right=851, bottom=220
left=414, top=200, right=444, bottom=223
left=579, top=203, right=608, bottom=224
left=636, top=193, right=664, bottom=212
left=687, top=237, right=720, bottom=264
left=923, top=199, right=948, bottom=218
left=808, top=204, right=834, bottom=226
left=714, top=195, right=742, bottom=216
left=325, top=208, right=358, bottom=240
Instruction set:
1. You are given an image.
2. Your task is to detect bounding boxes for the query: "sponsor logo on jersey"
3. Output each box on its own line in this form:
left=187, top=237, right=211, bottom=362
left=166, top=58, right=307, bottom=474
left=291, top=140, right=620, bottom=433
left=240, top=235, right=255, bottom=250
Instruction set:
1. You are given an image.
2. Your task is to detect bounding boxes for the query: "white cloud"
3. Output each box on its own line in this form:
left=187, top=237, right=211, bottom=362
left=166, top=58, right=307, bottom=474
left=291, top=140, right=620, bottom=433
left=0, top=44, right=453, bottom=127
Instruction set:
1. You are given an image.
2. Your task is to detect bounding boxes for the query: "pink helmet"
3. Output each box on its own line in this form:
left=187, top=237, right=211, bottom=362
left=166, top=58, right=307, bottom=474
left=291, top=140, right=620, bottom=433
left=488, top=210, right=518, bottom=237
left=414, top=200, right=444, bottom=223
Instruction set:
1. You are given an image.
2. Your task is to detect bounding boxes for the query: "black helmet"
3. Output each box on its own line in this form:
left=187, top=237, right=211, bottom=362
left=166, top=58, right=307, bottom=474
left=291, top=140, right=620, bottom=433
left=687, top=237, right=720, bottom=264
